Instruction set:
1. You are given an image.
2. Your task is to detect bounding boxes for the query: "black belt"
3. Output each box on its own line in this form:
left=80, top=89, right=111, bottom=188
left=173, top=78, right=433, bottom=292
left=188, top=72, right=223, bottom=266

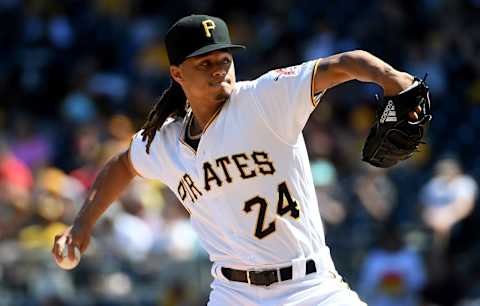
left=221, top=259, right=317, bottom=287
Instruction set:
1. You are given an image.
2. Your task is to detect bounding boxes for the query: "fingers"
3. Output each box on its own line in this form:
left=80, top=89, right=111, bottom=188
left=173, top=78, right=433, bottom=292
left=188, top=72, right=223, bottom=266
left=409, top=105, right=423, bottom=121
left=52, top=235, right=62, bottom=262
left=52, top=225, right=89, bottom=267
left=66, top=236, right=78, bottom=261
left=52, top=232, right=78, bottom=262
left=53, top=235, right=68, bottom=262
left=409, top=111, right=418, bottom=121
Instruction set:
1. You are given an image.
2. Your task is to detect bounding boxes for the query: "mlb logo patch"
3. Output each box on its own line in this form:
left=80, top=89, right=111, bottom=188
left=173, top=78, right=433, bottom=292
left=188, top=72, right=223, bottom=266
left=274, top=66, right=301, bottom=80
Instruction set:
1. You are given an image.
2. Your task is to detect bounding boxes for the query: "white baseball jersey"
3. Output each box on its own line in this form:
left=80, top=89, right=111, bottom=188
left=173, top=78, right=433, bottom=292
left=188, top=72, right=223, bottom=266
left=129, top=59, right=327, bottom=269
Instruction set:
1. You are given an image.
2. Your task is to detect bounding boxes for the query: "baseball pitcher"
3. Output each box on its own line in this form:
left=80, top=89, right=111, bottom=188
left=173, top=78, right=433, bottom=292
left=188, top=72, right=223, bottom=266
left=52, top=15, right=430, bottom=305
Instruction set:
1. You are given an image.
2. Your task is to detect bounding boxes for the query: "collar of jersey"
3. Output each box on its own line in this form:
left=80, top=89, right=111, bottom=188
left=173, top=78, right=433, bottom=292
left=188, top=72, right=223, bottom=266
left=179, top=101, right=227, bottom=154
left=186, top=114, right=202, bottom=140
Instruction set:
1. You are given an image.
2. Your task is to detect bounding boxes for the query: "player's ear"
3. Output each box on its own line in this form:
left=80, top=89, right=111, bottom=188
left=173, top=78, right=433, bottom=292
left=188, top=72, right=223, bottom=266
left=170, top=66, right=184, bottom=84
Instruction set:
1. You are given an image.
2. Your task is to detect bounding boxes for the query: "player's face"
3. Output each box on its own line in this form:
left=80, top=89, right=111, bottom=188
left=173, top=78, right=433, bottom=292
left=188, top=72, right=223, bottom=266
left=171, top=51, right=236, bottom=105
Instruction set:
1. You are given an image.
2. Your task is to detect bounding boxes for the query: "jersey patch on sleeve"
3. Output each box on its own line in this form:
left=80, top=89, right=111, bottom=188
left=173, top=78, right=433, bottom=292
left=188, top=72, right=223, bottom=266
left=273, top=65, right=302, bottom=81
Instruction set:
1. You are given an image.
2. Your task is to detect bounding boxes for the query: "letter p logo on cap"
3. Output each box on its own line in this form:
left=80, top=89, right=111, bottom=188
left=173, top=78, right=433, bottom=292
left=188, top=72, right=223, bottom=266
left=202, top=19, right=216, bottom=37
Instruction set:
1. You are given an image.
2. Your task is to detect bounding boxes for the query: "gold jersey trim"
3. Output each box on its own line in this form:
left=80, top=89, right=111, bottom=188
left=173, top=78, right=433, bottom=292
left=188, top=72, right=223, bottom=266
left=310, top=59, right=322, bottom=107
left=179, top=136, right=198, bottom=155
left=202, top=102, right=225, bottom=132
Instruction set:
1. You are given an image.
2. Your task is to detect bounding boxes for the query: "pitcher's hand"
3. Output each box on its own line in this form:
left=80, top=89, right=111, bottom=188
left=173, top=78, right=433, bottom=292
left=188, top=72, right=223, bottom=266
left=52, top=225, right=91, bottom=262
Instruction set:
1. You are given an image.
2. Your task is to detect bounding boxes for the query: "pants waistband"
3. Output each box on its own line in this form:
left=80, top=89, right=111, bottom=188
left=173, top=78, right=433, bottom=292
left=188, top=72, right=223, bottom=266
left=221, top=259, right=316, bottom=286
left=212, top=248, right=336, bottom=286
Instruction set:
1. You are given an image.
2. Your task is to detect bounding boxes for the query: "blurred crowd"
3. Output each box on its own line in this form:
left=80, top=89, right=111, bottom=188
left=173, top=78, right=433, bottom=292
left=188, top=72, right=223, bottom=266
left=1, top=0, right=480, bottom=305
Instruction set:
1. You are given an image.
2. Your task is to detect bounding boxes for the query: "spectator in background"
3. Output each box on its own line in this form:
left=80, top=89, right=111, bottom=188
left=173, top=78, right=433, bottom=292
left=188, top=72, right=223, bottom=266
left=159, top=187, right=201, bottom=261
left=418, top=157, right=478, bottom=306
left=0, top=138, right=33, bottom=240
left=111, top=186, right=156, bottom=263
left=357, top=226, right=426, bottom=306
left=60, top=60, right=98, bottom=127
left=18, top=167, right=84, bottom=251
left=9, top=114, right=53, bottom=173
left=353, top=164, right=397, bottom=223
left=69, top=114, right=134, bottom=190
left=311, top=159, right=346, bottom=226
left=68, top=124, right=103, bottom=189
left=419, top=157, right=478, bottom=247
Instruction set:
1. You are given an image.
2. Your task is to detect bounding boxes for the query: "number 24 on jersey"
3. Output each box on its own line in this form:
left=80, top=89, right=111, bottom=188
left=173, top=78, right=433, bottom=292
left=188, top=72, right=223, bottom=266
left=243, top=182, right=300, bottom=239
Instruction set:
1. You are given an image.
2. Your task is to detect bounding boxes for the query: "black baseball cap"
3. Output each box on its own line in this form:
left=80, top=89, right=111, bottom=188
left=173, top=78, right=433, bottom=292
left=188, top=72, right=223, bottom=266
left=165, top=15, right=245, bottom=66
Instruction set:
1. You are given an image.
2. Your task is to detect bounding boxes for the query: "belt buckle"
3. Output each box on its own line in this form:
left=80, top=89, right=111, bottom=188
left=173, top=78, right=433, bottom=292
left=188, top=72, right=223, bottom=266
left=247, top=269, right=279, bottom=286
left=264, top=269, right=279, bottom=287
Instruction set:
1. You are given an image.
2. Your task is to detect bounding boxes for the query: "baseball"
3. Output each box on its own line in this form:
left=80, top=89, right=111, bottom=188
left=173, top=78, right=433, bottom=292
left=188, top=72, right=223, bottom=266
left=55, top=245, right=81, bottom=270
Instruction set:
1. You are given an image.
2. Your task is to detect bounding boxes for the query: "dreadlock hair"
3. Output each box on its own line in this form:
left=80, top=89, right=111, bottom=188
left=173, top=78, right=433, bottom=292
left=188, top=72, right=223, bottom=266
left=141, top=79, right=187, bottom=154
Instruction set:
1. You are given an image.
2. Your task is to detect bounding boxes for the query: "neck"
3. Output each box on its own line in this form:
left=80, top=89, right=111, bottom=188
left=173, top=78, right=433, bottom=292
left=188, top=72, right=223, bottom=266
left=189, top=99, right=225, bottom=133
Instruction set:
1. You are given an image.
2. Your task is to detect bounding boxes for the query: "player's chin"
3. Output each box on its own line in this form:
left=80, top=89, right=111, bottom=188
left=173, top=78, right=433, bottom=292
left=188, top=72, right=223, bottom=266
left=212, top=86, right=233, bottom=102
left=213, top=91, right=231, bottom=103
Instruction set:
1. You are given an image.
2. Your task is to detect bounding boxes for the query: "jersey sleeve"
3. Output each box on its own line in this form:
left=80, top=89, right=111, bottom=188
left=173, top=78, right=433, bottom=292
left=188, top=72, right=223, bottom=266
left=128, top=130, right=164, bottom=180
left=250, top=59, right=323, bottom=144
